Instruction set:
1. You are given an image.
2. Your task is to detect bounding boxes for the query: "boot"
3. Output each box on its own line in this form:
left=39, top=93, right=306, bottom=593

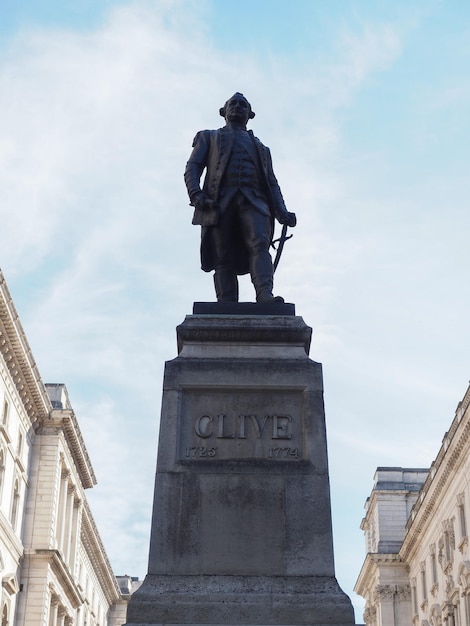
left=213, top=268, right=239, bottom=302
left=250, top=251, right=284, bottom=303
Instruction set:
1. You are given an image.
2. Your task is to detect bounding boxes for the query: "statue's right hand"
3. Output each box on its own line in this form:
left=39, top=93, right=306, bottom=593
left=194, top=192, right=214, bottom=211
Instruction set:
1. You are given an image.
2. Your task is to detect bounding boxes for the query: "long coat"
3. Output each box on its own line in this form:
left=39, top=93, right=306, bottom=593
left=184, top=126, right=289, bottom=274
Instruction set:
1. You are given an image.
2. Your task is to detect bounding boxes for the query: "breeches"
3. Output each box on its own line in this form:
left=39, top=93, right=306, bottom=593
left=211, top=194, right=271, bottom=269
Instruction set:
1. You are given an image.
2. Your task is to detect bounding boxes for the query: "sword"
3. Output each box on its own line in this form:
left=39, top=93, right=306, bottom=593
left=271, top=223, right=293, bottom=273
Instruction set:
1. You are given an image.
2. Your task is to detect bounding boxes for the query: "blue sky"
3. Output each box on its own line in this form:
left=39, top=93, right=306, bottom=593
left=1, top=0, right=470, bottom=620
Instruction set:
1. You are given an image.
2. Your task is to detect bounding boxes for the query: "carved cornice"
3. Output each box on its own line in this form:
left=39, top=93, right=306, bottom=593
left=41, top=409, right=96, bottom=490
left=23, top=548, right=83, bottom=608
left=458, top=384, right=470, bottom=417
left=0, top=271, right=51, bottom=424
left=401, top=383, right=470, bottom=561
left=80, top=501, right=122, bottom=603
left=2, top=573, right=19, bottom=595
left=0, top=508, right=24, bottom=560
left=363, top=605, right=377, bottom=622
left=354, top=551, right=406, bottom=597
left=176, top=315, right=312, bottom=356
left=374, top=583, right=411, bottom=600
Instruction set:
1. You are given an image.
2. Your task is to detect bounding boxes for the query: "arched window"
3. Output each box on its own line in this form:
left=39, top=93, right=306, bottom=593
left=2, top=603, right=8, bottom=626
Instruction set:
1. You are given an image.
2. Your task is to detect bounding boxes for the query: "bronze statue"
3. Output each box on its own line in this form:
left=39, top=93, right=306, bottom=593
left=184, top=93, right=296, bottom=303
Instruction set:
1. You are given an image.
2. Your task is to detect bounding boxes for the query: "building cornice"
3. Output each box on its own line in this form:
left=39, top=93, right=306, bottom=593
left=0, top=271, right=51, bottom=423
left=401, top=382, right=470, bottom=561
left=81, top=500, right=122, bottom=603
left=46, top=409, right=97, bottom=489
left=0, top=510, right=24, bottom=561
left=23, top=549, right=83, bottom=608
left=354, top=552, right=405, bottom=596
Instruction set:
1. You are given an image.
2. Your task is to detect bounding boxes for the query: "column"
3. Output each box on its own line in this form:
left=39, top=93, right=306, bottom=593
left=48, top=595, right=59, bottom=626
left=68, top=498, right=82, bottom=575
left=57, top=606, right=66, bottom=626
left=64, top=486, right=76, bottom=565
left=56, top=470, right=70, bottom=552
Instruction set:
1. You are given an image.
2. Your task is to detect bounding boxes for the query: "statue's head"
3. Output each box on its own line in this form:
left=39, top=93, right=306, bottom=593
left=220, top=93, right=255, bottom=124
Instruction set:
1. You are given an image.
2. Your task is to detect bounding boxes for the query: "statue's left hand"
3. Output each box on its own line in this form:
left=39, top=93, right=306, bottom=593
left=279, top=211, right=297, bottom=227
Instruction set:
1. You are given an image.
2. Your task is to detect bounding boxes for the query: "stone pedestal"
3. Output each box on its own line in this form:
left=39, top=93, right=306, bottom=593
left=125, top=309, right=354, bottom=626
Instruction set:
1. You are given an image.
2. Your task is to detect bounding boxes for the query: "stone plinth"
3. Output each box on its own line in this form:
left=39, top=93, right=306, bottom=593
left=125, top=311, right=354, bottom=626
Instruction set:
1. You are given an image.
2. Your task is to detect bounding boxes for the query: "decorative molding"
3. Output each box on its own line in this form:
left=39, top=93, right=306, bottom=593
left=0, top=272, right=51, bottom=424
left=0, top=424, right=11, bottom=444
left=1, top=574, right=19, bottom=595
left=458, top=560, right=470, bottom=590
left=14, top=454, right=26, bottom=474
left=402, top=382, right=470, bottom=560
left=363, top=605, right=377, bottom=622
left=458, top=536, right=468, bottom=553
left=80, top=502, right=122, bottom=603
left=23, top=549, right=83, bottom=608
left=449, top=518, right=456, bottom=550
left=46, top=410, right=96, bottom=489
left=374, top=583, right=410, bottom=600
left=398, top=584, right=411, bottom=599
left=445, top=575, right=455, bottom=595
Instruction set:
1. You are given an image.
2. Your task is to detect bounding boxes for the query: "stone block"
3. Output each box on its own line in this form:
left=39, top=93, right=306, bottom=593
left=126, top=314, right=354, bottom=626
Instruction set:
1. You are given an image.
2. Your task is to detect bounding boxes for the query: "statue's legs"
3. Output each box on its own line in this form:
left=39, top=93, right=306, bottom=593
left=210, top=196, right=283, bottom=302
left=249, top=249, right=282, bottom=302
left=213, top=267, right=239, bottom=302
left=240, top=207, right=284, bottom=303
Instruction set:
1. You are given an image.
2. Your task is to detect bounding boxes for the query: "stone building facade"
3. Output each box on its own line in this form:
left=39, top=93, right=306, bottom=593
left=0, top=270, right=127, bottom=625
left=355, top=382, right=470, bottom=626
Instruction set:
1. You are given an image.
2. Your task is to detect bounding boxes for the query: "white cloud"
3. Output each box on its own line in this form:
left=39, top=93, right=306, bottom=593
left=1, top=2, right=469, bottom=617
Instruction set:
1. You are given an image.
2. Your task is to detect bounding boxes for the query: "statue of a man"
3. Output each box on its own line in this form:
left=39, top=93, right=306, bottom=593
left=184, top=93, right=296, bottom=303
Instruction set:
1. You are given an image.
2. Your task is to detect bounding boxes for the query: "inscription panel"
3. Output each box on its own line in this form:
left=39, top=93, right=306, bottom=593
left=179, top=388, right=304, bottom=462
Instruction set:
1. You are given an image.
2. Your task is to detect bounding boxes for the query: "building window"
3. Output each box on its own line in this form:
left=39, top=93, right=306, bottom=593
left=411, top=578, right=418, bottom=617
left=1, top=603, right=8, bottom=626
left=420, top=562, right=427, bottom=603
left=445, top=531, right=451, bottom=562
left=440, top=519, right=456, bottom=570
left=17, top=431, right=23, bottom=459
left=430, top=545, right=438, bottom=594
left=10, top=478, right=20, bottom=531
left=458, top=494, right=467, bottom=541
left=1, top=399, right=8, bottom=425
left=0, top=448, right=5, bottom=499
left=431, top=553, right=437, bottom=582
left=460, top=506, right=467, bottom=537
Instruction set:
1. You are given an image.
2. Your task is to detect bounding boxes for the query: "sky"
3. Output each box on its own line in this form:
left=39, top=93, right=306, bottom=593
left=1, top=0, right=470, bottom=620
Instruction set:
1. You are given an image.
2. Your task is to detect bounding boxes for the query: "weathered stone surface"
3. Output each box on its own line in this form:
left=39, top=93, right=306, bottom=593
left=127, top=575, right=354, bottom=625
left=125, top=314, right=354, bottom=626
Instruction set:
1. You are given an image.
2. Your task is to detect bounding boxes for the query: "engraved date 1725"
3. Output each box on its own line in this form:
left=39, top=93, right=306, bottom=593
left=185, top=446, right=217, bottom=458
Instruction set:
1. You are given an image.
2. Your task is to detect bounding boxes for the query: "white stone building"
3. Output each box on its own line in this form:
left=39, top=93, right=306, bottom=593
left=355, top=382, right=470, bottom=626
left=0, top=270, right=128, bottom=625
